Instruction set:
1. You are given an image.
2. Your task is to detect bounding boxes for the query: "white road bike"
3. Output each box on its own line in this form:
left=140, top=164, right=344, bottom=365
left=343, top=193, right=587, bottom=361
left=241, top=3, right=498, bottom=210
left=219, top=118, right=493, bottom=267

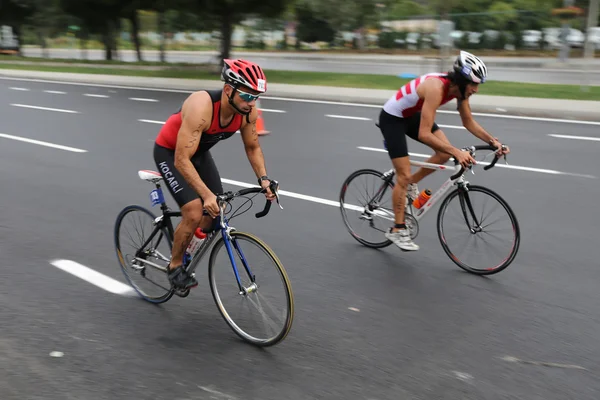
left=339, top=143, right=520, bottom=275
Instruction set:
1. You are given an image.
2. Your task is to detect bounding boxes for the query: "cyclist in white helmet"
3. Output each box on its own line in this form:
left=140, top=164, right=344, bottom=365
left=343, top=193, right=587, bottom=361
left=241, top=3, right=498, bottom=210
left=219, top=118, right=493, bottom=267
left=378, top=50, right=510, bottom=252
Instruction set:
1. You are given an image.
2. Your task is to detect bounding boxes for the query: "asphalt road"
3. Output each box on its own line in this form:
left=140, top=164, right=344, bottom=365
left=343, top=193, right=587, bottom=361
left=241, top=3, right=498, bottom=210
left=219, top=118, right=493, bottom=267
left=20, top=48, right=600, bottom=86
left=1, top=78, right=600, bottom=400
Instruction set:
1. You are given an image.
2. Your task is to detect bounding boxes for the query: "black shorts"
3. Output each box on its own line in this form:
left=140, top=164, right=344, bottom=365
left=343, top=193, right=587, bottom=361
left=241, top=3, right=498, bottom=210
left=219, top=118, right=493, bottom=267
left=153, top=143, right=223, bottom=209
left=378, top=109, right=440, bottom=159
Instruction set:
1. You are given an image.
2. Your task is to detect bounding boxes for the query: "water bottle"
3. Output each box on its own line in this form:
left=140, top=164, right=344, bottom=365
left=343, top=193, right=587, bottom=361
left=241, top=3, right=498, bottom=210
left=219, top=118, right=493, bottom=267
left=412, top=189, right=432, bottom=209
left=184, top=228, right=207, bottom=265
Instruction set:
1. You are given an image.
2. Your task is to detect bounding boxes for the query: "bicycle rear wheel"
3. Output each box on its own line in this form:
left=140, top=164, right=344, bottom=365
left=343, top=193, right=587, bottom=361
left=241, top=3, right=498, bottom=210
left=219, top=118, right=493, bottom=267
left=208, top=231, right=294, bottom=347
left=339, top=169, right=395, bottom=248
left=437, top=185, right=520, bottom=275
left=114, top=205, right=175, bottom=303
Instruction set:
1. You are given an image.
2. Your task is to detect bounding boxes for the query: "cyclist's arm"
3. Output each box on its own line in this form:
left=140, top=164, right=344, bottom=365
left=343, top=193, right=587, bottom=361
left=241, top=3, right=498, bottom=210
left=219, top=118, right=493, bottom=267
left=458, top=98, right=497, bottom=144
left=174, top=93, right=213, bottom=200
left=417, top=80, right=460, bottom=157
left=240, top=107, right=268, bottom=180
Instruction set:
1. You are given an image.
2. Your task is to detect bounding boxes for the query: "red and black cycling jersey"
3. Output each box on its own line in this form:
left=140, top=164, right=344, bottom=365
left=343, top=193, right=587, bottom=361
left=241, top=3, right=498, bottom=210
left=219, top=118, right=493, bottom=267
left=155, top=89, right=249, bottom=154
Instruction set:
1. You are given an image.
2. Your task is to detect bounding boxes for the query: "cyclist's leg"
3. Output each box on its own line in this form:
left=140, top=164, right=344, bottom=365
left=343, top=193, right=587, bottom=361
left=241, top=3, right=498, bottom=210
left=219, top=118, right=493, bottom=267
left=378, top=110, right=419, bottom=251
left=190, top=150, right=223, bottom=233
left=406, top=112, right=450, bottom=185
left=153, top=143, right=202, bottom=288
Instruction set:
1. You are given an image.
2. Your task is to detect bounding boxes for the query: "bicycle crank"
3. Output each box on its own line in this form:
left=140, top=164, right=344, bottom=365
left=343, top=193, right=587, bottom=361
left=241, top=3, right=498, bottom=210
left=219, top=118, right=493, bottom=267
left=405, top=214, right=419, bottom=239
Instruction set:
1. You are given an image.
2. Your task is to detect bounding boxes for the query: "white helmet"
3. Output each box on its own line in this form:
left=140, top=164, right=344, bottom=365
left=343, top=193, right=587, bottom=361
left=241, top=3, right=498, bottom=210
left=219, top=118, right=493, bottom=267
left=453, top=51, right=488, bottom=84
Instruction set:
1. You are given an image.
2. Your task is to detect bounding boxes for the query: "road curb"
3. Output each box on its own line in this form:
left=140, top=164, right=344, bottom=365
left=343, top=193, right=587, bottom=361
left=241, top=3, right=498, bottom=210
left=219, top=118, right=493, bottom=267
left=1, top=69, right=599, bottom=121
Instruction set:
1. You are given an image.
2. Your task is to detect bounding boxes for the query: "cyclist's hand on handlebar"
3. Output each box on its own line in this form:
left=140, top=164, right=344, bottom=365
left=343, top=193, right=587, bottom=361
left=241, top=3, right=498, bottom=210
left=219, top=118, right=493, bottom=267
left=203, top=192, right=220, bottom=218
left=260, top=178, right=277, bottom=202
left=490, top=138, right=510, bottom=157
left=454, top=149, right=476, bottom=169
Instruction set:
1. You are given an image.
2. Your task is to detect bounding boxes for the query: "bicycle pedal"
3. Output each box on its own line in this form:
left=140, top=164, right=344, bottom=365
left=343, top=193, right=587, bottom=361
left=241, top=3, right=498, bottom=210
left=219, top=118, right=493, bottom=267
left=174, top=288, right=190, bottom=298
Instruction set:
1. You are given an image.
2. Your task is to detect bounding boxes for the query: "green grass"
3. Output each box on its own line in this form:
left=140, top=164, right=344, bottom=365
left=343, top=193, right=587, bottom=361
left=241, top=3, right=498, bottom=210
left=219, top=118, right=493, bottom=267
left=1, top=61, right=599, bottom=101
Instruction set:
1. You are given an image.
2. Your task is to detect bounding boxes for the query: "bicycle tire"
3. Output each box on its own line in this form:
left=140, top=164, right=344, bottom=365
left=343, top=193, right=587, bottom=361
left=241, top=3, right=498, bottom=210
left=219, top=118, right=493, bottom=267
left=114, top=205, right=175, bottom=303
left=208, top=231, right=294, bottom=347
left=339, top=169, right=394, bottom=249
left=437, top=185, right=520, bottom=275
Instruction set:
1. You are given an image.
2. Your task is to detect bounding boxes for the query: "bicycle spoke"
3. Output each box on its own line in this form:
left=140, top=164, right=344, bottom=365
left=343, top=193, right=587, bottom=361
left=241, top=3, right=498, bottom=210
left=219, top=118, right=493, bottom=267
left=438, top=185, right=520, bottom=275
left=115, top=206, right=174, bottom=303
left=340, top=169, right=395, bottom=249
left=209, top=232, right=292, bottom=346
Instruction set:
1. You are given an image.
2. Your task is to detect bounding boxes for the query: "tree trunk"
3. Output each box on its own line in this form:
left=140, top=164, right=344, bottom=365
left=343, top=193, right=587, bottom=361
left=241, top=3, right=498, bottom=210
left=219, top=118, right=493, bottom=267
left=36, top=29, right=48, bottom=58
left=103, top=21, right=113, bottom=60
left=80, top=27, right=88, bottom=61
left=220, top=12, right=233, bottom=63
left=158, top=10, right=166, bottom=62
left=13, top=25, right=23, bottom=57
left=129, top=10, right=143, bottom=62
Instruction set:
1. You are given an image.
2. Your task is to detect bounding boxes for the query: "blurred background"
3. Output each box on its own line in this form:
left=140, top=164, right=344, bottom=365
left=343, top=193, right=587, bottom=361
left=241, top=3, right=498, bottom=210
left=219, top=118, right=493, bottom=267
left=0, top=0, right=598, bottom=64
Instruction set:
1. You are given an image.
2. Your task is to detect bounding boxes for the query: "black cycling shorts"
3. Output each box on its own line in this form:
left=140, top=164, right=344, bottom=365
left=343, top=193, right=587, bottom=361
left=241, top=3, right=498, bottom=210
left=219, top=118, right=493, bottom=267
left=153, top=143, right=223, bottom=209
left=378, top=109, right=440, bottom=159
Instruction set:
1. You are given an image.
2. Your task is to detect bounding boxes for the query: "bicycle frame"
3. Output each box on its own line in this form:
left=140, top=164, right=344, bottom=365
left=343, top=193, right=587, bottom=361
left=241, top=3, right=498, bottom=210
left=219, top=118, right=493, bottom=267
left=363, top=144, right=504, bottom=224
left=403, top=159, right=468, bottom=222
left=358, top=159, right=470, bottom=225
left=133, top=180, right=271, bottom=294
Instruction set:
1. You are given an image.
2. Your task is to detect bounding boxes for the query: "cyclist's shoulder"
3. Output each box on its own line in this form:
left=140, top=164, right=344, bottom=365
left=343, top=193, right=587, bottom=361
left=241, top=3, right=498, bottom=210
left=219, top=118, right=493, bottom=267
left=180, top=91, right=213, bottom=125
left=182, top=90, right=213, bottom=113
left=417, top=75, right=445, bottom=97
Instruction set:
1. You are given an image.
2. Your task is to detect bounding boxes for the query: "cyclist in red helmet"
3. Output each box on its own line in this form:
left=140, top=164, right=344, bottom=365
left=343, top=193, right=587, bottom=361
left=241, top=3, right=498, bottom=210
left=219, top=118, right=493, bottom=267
left=153, top=59, right=277, bottom=290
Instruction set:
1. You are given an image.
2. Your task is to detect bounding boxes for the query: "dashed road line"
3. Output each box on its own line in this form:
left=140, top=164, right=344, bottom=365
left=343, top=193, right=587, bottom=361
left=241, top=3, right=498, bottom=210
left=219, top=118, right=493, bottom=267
left=10, top=103, right=79, bottom=113
left=0, top=133, right=87, bottom=152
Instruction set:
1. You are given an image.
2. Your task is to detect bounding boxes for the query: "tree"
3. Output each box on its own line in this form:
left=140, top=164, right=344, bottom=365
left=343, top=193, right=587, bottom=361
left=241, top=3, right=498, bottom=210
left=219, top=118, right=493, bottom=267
left=60, top=0, right=124, bottom=60
left=0, top=0, right=36, bottom=54
left=203, top=0, right=292, bottom=64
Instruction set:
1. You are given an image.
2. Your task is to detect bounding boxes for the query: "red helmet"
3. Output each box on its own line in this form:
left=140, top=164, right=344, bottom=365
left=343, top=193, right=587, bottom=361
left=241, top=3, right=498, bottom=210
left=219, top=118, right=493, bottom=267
left=221, top=59, right=267, bottom=93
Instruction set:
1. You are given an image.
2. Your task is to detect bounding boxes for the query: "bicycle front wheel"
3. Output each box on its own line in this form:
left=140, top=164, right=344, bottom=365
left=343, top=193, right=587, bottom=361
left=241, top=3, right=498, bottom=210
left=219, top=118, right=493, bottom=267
left=208, top=231, right=294, bottom=347
left=437, top=185, right=520, bottom=275
left=339, top=169, right=395, bottom=248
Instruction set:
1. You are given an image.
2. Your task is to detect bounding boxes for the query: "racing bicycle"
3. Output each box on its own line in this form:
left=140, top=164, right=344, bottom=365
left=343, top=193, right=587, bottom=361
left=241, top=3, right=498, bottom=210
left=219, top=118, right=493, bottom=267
left=339, top=142, right=520, bottom=275
left=114, top=170, right=294, bottom=347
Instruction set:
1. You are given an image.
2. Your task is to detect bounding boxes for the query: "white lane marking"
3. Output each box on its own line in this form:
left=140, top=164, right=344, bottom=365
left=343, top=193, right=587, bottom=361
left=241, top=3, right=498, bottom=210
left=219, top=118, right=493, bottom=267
left=221, top=178, right=342, bottom=207
left=10, top=103, right=79, bottom=113
left=549, top=134, right=600, bottom=142
left=259, top=108, right=286, bottom=113
left=83, top=93, right=109, bottom=98
left=325, top=115, right=465, bottom=130
left=268, top=96, right=600, bottom=126
left=357, top=146, right=596, bottom=179
left=129, top=97, right=159, bottom=102
left=439, top=124, right=465, bottom=130
left=197, top=385, right=237, bottom=400
left=451, top=111, right=600, bottom=126
left=139, top=119, right=164, bottom=124
left=44, top=90, right=66, bottom=94
left=9, top=87, right=29, bottom=91
left=2, top=76, right=597, bottom=126
left=357, top=147, right=432, bottom=158
left=500, top=355, right=586, bottom=370
left=453, top=371, right=474, bottom=383
left=0, top=133, right=88, bottom=152
left=50, top=259, right=135, bottom=296
left=326, top=114, right=371, bottom=121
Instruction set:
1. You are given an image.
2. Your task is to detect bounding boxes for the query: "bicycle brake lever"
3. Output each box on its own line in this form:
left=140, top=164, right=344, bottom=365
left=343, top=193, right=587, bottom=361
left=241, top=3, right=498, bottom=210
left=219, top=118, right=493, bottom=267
left=274, top=191, right=283, bottom=210
left=269, top=180, right=283, bottom=210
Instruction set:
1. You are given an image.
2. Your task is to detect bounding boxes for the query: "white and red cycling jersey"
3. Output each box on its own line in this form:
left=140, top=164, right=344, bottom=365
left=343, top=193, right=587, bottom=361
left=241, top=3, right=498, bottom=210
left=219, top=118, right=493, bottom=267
left=383, top=73, right=457, bottom=118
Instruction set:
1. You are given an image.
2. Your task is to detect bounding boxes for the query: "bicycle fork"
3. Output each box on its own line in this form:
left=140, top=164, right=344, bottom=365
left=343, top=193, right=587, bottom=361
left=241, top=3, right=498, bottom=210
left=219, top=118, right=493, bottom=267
left=457, top=187, right=483, bottom=233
